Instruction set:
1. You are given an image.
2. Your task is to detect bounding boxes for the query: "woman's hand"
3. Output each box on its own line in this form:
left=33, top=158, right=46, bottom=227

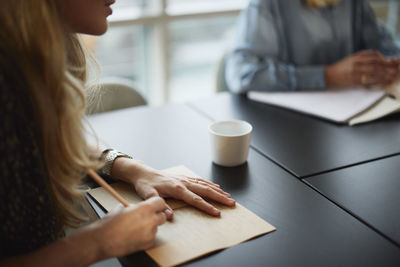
left=90, top=197, right=168, bottom=260
left=133, top=169, right=236, bottom=218
left=2, top=196, right=168, bottom=266
left=325, top=50, right=400, bottom=88
left=0, top=197, right=168, bottom=267
left=111, top=158, right=236, bottom=219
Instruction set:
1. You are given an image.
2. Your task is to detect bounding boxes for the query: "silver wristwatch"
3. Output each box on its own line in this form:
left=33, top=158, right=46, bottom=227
left=100, top=149, right=132, bottom=176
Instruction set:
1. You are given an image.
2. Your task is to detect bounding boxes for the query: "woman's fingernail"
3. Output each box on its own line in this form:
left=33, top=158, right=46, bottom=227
left=165, top=209, right=173, bottom=218
left=213, top=208, right=220, bottom=215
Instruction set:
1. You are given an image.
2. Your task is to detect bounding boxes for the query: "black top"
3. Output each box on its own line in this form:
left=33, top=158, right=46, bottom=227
left=0, top=59, right=61, bottom=259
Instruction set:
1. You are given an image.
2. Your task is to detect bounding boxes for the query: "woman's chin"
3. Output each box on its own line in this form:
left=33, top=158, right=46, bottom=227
left=78, top=23, right=109, bottom=36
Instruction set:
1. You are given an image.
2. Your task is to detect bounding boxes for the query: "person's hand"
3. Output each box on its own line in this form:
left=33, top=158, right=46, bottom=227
left=133, top=169, right=236, bottom=218
left=111, top=158, right=236, bottom=219
left=325, top=50, right=400, bottom=88
left=91, top=197, right=168, bottom=259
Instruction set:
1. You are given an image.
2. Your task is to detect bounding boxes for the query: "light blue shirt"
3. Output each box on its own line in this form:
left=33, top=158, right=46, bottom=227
left=226, top=0, right=400, bottom=93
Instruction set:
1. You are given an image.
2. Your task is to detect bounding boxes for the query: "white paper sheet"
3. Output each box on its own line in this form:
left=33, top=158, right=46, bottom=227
left=248, top=88, right=385, bottom=123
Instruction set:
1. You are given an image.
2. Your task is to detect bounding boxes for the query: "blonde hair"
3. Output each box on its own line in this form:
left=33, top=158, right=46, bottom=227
left=0, top=0, right=101, bottom=227
left=303, top=0, right=340, bottom=8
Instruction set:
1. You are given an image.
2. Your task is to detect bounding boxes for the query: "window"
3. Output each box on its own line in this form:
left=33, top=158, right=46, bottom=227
left=89, top=1, right=400, bottom=105
left=89, top=0, right=247, bottom=105
left=168, top=16, right=236, bottom=102
left=370, top=0, right=400, bottom=44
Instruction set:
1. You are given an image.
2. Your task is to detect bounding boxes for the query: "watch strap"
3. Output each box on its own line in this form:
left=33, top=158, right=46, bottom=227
left=100, top=149, right=132, bottom=176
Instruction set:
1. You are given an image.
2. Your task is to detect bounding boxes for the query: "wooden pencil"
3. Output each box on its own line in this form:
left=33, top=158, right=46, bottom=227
left=86, top=168, right=129, bottom=207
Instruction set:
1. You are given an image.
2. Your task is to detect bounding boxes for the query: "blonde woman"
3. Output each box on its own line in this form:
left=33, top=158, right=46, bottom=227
left=227, top=0, right=400, bottom=93
left=0, top=0, right=235, bottom=265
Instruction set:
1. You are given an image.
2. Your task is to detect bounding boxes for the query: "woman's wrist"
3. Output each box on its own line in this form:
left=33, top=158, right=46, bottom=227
left=63, top=225, right=106, bottom=265
left=111, top=157, right=158, bottom=185
left=1, top=225, right=107, bottom=267
left=324, top=64, right=336, bottom=87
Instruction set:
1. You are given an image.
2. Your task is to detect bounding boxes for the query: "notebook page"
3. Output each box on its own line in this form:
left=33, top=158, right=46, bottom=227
left=248, top=88, right=385, bottom=123
left=349, top=96, right=400, bottom=125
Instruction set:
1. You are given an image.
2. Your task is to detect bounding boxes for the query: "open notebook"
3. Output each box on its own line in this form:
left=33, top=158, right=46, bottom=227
left=247, top=84, right=400, bottom=125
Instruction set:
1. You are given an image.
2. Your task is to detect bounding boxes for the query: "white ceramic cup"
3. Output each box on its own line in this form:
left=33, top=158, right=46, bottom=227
left=208, top=120, right=252, bottom=167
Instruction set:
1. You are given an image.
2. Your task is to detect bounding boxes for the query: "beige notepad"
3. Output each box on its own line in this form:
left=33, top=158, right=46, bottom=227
left=89, top=166, right=276, bottom=267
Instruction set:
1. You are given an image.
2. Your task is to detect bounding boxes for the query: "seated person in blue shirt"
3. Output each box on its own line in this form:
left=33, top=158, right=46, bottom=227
left=226, top=0, right=400, bottom=93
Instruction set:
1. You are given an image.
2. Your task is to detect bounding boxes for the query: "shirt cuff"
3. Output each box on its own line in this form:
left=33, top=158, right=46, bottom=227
left=294, top=65, right=326, bottom=91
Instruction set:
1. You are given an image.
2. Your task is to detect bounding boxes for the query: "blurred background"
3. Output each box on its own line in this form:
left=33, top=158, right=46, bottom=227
left=83, top=0, right=400, bottom=106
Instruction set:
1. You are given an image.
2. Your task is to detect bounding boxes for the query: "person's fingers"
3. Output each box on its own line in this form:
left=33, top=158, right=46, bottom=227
left=384, top=71, right=399, bottom=81
left=187, top=177, right=221, bottom=188
left=355, top=63, right=399, bottom=84
left=359, top=74, right=392, bottom=87
left=186, top=177, right=234, bottom=197
left=155, top=211, right=167, bottom=226
left=186, top=183, right=236, bottom=207
left=354, top=60, right=399, bottom=78
left=384, top=65, right=400, bottom=75
left=384, top=59, right=400, bottom=65
left=356, top=55, right=399, bottom=67
left=355, top=63, right=383, bottom=74
left=371, top=71, right=398, bottom=82
left=363, top=75, right=379, bottom=86
left=355, top=50, right=384, bottom=59
left=382, top=74, right=399, bottom=86
left=143, top=196, right=168, bottom=213
left=187, top=179, right=230, bottom=196
left=164, top=203, right=174, bottom=220
left=387, top=58, right=400, bottom=68
left=201, top=182, right=230, bottom=197
left=205, top=184, right=231, bottom=197
left=109, top=203, right=125, bottom=215
left=388, top=57, right=400, bottom=62
left=136, top=184, right=160, bottom=200
left=172, top=186, right=221, bottom=216
left=355, top=73, right=373, bottom=87
left=354, top=58, right=386, bottom=69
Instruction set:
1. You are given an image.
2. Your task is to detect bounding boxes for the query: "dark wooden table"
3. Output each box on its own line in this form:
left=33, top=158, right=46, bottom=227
left=87, top=103, right=400, bottom=266
left=190, top=92, right=400, bottom=178
left=305, top=155, right=400, bottom=247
